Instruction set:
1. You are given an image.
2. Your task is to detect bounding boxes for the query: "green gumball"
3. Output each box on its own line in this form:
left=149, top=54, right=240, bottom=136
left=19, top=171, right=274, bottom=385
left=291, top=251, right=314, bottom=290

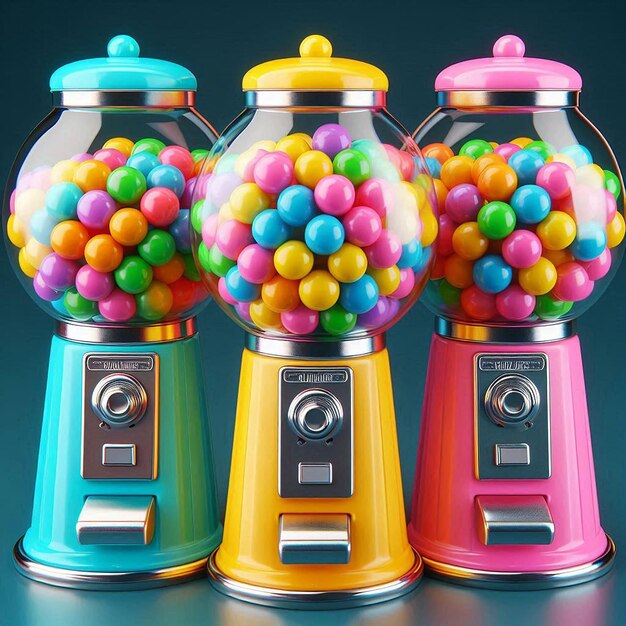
left=333, top=149, right=372, bottom=186
left=459, top=139, right=493, bottom=160
left=138, top=230, right=176, bottom=266
left=106, top=166, right=147, bottom=205
left=478, top=201, right=517, bottom=239
left=604, top=170, right=621, bottom=201
left=114, top=255, right=153, bottom=294
left=525, top=140, right=555, bottom=161
left=320, top=304, right=357, bottom=335
left=208, top=245, right=236, bottom=277
left=438, top=279, right=461, bottom=307
left=131, top=137, right=166, bottom=157
left=63, top=287, right=98, bottom=321
left=534, top=294, right=573, bottom=320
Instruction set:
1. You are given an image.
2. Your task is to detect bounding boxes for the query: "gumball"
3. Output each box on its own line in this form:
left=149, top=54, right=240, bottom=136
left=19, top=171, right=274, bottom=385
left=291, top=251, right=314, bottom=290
left=477, top=201, right=516, bottom=239
left=534, top=294, right=574, bottom=320
left=339, top=207, right=380, bottom=248
left=196, top=242, right=212, bottom=273
left=147, top=164, right=185, bottom=197
left=207, top=171, right=240, bottom=208
left=106, top=166, right=147, bottom=205
left=314, top=175, right=355, bottom=216
left=235, top=301, right=252, bottom=322
left=389, top=267, right=415, bottom=299
left=238, top=244, right=276, bottom=284
left=518, top=257, right=557, bottom=295
left=312, top=124, right=351, bottom=159
left=39, top=253, right=79, bottom=291
left=181, top=177, right=200, bottom=208
left=182, top=252, right=200, bottom=281
left=73, top=160, right=111, bottom=192
left=477, top=164, right=517, bottom=201
left=262, top=275, right=300, bottom=312
left=542, top=248, right=574, bottom=267
left=459, top=139, right=493, bottom=160
left=294, top=150, right=334, bottom=188
left=470, top=154, right=504, bottom=184
left=452, top=222, right=488, bottom=260
left=132, top=137, right=166, bottom=157
left=333, top=149, right=371, bottom=186
left=50, top=220, right=89, bottom=260
left=444, top=254, right=474, bottom=289
left=444, top=184, right=483, bottom=223
left=30, top=209, right=59, bottom=245
left=277, top=185, right=316, bottom=226
left=502, top=230, right=542, bottom=268
left=75, top=265, right=114, bottom=301
left=398, top=239, right=423, bottom=269
left=282, top=304, right=319, bottom=334
left=94, top=148, right=126, bottom=171
left=224, top=267, right=260, bottom=302
left=535, top=162, right=576, bottom=200
left=494, top=143, right=521, bottom=161
left=350, top=139, right=385, bottom=165
left=536, top=211, right=577, bottom=250
left=369, top=265, right=401, bottom=295
left=169, top=277, right=198, bottom=313
left=495, top=285, right=536, bottom=321
left=364, top=229, right=402, bottom=269
left=357, top=296, right=395, bottom=327
left=140, top=187, right=180, bottom=227
left=207, top=245, right=236, bottom=277
left=45, top=182, right=82, bottom=221
left=24, top=238, right=52, bottom=270
left=217, top=276, right=238, bottom=305
left=604, top=189, right=617, bottom=224
left=425, top=157, right=441, bottom=179
left=576, top=164, right=605, bottom=190
left=99, top=288, right=136, bottom=322
left=305, top=215, right=345, bottom=255
left=33, top=271, right=61, bottom=301
left=510, top=185, right=551, bottom=224
left=328, top=243, right=368, bottom=283
left=473, top=255, right=512, bottom=293
left=552, top=262, right=593, bottom=301
left=64, top=287, right=99, bottom=320
left=230, top=183, right=271, bottom=224
left=15, top=189, right=45, bottom=227
left=76, top=190, right=117, bottom=230
left=460, top=285, right=497, bottom=320
left=606, top=212, right=625, bottom=248
left=549, top=153, right=577, bottom=170
left=422, top=143, right=454, bottom=165
left=7, top=214, right=25, bottom=248
left=561, top=144, right=593, bottom=168
left=320, top=304, right=357, bottom=335
left=274, top=240, right=314, bottom=280
left=169, top=209, right=191, bottom=253
left=355, top=178, right=394, bottom=218
left=235, top=149, right=267, bottom=182
left=109, top=208, right=149, bottom=246
left=136, top=281, right=174, bottom=321
left=115, top=255, right=153, bottom=294
left=299, top=270, right=340, bottom=311
left=508, top=150, right=544, bottom=186
left=604, top=170, right=621, bottom=200
left=153, top=253, right=185, bottom=284
left=438, top=279, right=461, bottom=307
left=339, top=274, right=378, bottom=314
left=158, top=146, right=194, bottom=179
left=569, top=222, right=606, bottom=261
left=253, top=152, right=294, bottom=195
left=251, top=209, right=290, bottom=249
left=19, top=248, right=37, bottom=278
left=276, top=135, right=312, bottom=162
left=138, top=230, right=176, bottom=266
left=580, top=247, right=611, bottom=280
left=291, top=133, right=313, bottom=148
left=103, top=137, right=134, bottom=158
left=440, top=155, right=474, bottom=189
left=50, top=160, right=80, bottom=184
left=525, top=140, right=555, bottom=161
left=249, top=300, right=283, bottom=330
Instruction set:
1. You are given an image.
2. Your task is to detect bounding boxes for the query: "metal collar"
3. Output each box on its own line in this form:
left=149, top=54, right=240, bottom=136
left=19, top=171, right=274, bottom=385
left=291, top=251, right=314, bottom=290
left=245, top=332, right=385, bottom=359
left=53, top=90, right=195, bottom=108
left=55, top=317, right=197, bottom=344
left=435, top=317, right=575, bottom=344
left=244, top=90, right=386, bottom=109
left=437, top=90, right=579, bottom=108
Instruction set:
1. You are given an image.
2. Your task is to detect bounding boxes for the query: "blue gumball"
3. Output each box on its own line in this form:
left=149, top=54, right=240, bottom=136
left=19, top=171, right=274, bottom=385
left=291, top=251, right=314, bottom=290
left=473, top=255, right=512, bottom=293
left=127, top=152, right=161, bottom=179
left=305, top=214, right=344, bottom=255
left=414, top=245, right=432, bottom=272
left=251, top=209, right=290, bottom=249
left=30, top=208, right=60, bottom=245
left=340, top=274, right=379, bottom=314
left=225, top=267, right=260, bottom=302
left=45, top=182, right=82, bottom=220
left=169, top=209, right=191, bottom=253
left=147, top=164, right=186, bottom=197
left=425, top=157, right=441, bottom=179
left=570, top=222, right=607, bottom=261
left=510, top=184, right=552, bottom=224
left=561, top=144, right=593, bottom=168
left=398, top=239, right=423, bottom=269
left=277, top=185, right=317, bottom=226
left=508, top=150, right=545, bottom=186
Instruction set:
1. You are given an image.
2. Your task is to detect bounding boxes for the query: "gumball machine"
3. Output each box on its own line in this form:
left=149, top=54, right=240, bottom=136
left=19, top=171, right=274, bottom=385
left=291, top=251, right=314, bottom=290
left=192, top=35, right=437, bottom=608
left=3, top=35, right=222, bottom=589
left=409, top=35, right=624, bottom=588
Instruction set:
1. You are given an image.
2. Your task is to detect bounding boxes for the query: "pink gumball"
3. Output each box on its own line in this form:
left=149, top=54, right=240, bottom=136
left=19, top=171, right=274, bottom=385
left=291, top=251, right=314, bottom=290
left=580, top=247, right=612, bottom=280
left=494, top=143, right=521, bottom=161
left=536, top=162, right=576, bottom=200
left=604, top=189, right=618, bottom=224
left=158, top=146, right=195, bottom=179
left=235, top=301, right=252, bottom=322
left=215, top=219, right=253, bottom=260
left=444, top=183, right=483, bottom=223
left=242, top=149, right=268, bottom=183
left=314, top=175, right=355, bottom=216
left=93, top=148, right=127, bottom=170
left=343, top=206, right=382, bottom=247
left=39, top=253, right=78, bottom=291
left=237, top=244, right=276, bottom=284
left=253, top=152, right=294, bottom=194
left=355, top=178, right=394, bottom=217
left=33, top=271, right=62, bottom=301
left=140, top=187, right=180, bottom=227
left=552, top=262, right=594, bottom=301
left=438, top=214, right=456, bottom=257
left=502, top=230, right=542, bottom=268
left=281, top=305, right=319, bottom=334
left=364, top=229, right=402, bottom=269
left=99, top=289, right=136, bottom=322
left=75, top=265, right=114, bottom=301
left=202, top=213, right=219, bottom=249
left=390, top=268, right=415, bottom=299
left=218, top=277, right=238, bottom=305
left=495, top=285, right=536, bottom=321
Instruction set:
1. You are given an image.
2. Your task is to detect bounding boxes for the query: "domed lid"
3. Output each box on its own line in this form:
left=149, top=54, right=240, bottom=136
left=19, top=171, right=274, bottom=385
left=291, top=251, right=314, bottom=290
left=50, top=35, right=197, bottom=92
left=242, top=35, right=389, bottom=91
left=435, top=35, right=582, bottom=92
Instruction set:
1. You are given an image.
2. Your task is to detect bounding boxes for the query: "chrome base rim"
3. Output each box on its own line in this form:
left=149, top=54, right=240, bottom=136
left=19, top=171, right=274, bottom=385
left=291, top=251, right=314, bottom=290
left=207, top=549, right=423, bottom=610
left=13, top=538, right=209, bottom=591
left=422, top=535, right=615, bottom=590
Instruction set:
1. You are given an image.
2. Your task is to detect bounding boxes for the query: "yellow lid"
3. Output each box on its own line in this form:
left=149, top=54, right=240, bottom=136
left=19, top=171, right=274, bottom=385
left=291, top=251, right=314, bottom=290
left=242, top=35, right=389, bottom=92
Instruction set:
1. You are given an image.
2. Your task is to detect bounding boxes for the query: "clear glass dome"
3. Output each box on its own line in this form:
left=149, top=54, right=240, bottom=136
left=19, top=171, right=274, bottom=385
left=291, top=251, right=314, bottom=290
left=191, top=107, right=437, bottom=339
left=3, top=106, right=217, bottom=324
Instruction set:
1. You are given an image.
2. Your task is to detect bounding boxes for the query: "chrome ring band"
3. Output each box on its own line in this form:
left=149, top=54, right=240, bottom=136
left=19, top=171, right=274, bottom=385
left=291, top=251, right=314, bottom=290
left=245, top=90, right=387, bottom=108
left=55, top=317, right=197, bottom=344
left=245, top=332, right=385, bottom=358
left=435, top=317, right=575, bottom=343
left=53, top=90, right=195, bottom=108
left=437, top=90, right=579, bottom=108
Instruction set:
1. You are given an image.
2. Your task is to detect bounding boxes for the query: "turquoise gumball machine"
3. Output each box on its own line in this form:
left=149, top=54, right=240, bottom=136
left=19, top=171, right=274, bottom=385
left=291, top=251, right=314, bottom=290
left=3, top=35, right=222, bottom=589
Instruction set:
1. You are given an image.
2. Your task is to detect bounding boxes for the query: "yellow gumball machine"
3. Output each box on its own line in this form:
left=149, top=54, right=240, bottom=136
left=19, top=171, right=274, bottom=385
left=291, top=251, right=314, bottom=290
left=192, top=36, right=438, bottom=608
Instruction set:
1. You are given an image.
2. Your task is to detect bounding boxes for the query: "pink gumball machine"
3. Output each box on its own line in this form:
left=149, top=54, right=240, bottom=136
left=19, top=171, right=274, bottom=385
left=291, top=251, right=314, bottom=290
left=408, top=35, right=625, bottom=588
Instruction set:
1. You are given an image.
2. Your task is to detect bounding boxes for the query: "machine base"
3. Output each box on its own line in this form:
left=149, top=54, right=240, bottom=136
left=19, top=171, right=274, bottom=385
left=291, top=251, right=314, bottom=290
left=13, top=537, right=209, bottom=591
left=422, top=535, right=615, bottom=591
left=207, top=549, right=424, bottom=610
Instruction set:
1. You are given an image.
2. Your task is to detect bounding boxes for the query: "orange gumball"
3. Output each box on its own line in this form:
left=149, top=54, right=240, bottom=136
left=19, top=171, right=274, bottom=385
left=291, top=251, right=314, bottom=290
left=84, top=234, right=123, bottom=272
left=452, top=221, right=489, bottom=260
left=542, top=248, right=574, bottom=267
left=261, top=275, right=301, bottom=313
left=109, top=208, right=149, bottom=246
left=477, top=164, right=517, bottom=201
left=440, top=155, right=474, bottom=190
left=50, top=220, right=89, bottom=260
left=422, top=143, right=454, bottom=166
left=73, top=159, right=111, bottom=192
left=102, top=137, right=134, bottom=158
left=471, top=153, right=505, bottom=183
left=433, top=178, right=448, bottom=213
left=444, top=254, right=474, bottom=289
left=152, top=252, right=185, bottom=284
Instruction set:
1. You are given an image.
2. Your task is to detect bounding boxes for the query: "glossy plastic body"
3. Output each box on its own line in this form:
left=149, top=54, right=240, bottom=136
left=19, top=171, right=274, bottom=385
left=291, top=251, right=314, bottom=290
left=408, top=333, right=609, bottom=573
left=21, top=333, right=222, bottom=573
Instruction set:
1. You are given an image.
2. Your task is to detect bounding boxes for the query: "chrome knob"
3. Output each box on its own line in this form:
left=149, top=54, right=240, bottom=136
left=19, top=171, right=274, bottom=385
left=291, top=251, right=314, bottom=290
left=287, top=389, right=343, bottom=440
left=91, top=374, right=148, bottom=428
left=484, top=374, right=540, bottom=428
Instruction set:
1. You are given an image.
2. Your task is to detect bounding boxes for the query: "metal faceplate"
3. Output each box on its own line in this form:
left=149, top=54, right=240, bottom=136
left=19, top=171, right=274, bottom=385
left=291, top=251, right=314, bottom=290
left=475, top=354, right=551, bottom=480
left=279, top=367, right=353, bottom=498
left=82, top=354, right=159, bottom=480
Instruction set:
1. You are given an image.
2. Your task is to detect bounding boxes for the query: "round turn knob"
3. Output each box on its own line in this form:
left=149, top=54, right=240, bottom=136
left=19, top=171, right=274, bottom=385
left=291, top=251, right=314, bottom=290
left=287, top=389, right=343, bottom=440
left=92, top=374, right=148, bottom=428
left=484, top=374, right=540, bottom=428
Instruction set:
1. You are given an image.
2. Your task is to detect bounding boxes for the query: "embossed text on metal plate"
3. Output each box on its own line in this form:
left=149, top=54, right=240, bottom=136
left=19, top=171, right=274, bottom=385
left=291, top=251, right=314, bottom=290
left=478, top=355, right=546, bottom=372
left=87, top=355, right=154, bottom=372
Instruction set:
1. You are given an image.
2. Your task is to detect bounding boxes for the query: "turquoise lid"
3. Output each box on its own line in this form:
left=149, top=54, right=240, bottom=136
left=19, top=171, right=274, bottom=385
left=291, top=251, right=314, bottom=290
left=49, top=35, right=197, bottom=92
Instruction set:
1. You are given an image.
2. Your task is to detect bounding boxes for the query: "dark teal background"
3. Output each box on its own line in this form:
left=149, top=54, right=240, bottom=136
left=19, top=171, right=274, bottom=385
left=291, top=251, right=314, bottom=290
left=1, top=0, right=625, bottom=624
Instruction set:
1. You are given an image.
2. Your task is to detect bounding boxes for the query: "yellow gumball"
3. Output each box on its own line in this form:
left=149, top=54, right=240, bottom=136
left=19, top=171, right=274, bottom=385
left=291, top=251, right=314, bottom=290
left=368, top=265, right=401, bottom=295
left=18, top=248, right=37, bottom=278
left=230, top=183, right=270, bottom=224
left=299, top=270, right=340, bottom=311
left=218, top=202, right=235, bottom=224
left=549, top=153, right=577, bottom=170
left=50, top=159, right=80, bottom=184
left=250, top=140, right=276, bottom=152
left=15, top=188, right=45, bottom=225
left=420, top=209, right=439, bottom=247
left=536, top=211, right=577, bottom=250
left=518, top=257, right=557, bottom=295
left=294, top=150, right=333, bottom=189
left=576, top=164, right=605, bottom=189
left=510, top=137, right=533, bottom=148
left=274, top=241, right=314, bottom=280
left=607, top=212, right=625, bottom=248
left=24, top=237, right=52, bottom=270
left=291, top=133, right=313, bottom=148
left=440, top=155, right=474, bottom=189
left=328, top=244, right=367, bottom=283
left=276, top=135, right=311, bottom=162
left=7, top=214, right=25, bottom=248
left=249, top=299, right=283, bottom=330
left=102, top=137, right=134, bottom=158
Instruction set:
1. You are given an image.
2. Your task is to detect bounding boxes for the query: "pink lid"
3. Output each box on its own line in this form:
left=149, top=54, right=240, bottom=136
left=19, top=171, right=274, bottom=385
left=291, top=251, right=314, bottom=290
left=435, top=35, right=582, bottom=92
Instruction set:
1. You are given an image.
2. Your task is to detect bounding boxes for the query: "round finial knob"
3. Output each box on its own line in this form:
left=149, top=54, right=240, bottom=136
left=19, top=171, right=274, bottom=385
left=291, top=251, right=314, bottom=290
left=493, top=35, right=525, bottom=58
left=300, top=35, right=332, bottom=58
left=108, top=35, right=140, bottom=58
